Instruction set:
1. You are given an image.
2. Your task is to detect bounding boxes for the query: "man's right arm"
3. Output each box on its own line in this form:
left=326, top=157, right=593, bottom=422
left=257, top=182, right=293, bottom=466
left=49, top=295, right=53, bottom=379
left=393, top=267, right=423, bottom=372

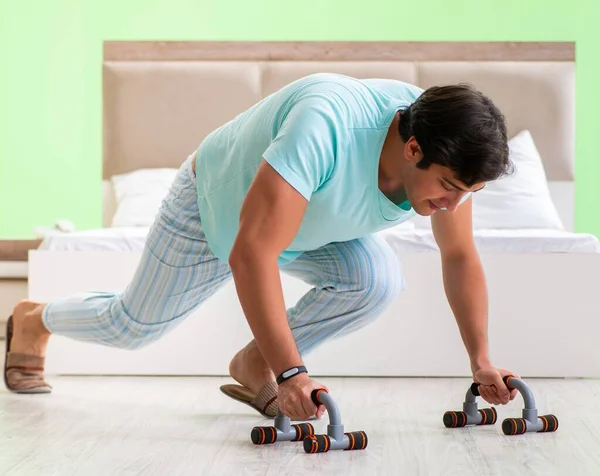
left=229, top=159, right=328, bottom=420
left=229, top=159, right=307, bottom=379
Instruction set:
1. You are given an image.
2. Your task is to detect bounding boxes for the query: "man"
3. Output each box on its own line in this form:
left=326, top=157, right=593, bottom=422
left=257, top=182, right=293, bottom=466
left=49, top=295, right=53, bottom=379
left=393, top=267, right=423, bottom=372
left=5, top=73, right=518, bottom=421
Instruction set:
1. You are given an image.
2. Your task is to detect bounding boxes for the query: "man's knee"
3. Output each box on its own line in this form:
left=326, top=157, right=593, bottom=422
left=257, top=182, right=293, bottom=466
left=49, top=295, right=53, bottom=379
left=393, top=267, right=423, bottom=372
left=348, top=243, right=404, bottom=317
left=360, top=260, right=404, bottom=313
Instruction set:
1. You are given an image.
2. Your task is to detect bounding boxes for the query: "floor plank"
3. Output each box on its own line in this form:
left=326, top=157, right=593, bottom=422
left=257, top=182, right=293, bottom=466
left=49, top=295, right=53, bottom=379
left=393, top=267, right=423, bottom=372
left=1, top=376, right=599, bottom=475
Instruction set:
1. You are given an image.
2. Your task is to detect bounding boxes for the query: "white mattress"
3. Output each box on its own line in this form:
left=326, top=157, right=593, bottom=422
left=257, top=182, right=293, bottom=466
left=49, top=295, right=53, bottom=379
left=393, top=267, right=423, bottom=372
left=381, top=228, right=600, bottom=254
left=38, top=227, right=600, bottom=254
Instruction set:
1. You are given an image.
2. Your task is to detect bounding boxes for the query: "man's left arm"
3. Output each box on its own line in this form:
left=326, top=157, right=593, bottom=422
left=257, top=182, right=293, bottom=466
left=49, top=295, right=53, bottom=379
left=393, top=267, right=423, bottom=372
left=431, top=196, right=517, bottom=405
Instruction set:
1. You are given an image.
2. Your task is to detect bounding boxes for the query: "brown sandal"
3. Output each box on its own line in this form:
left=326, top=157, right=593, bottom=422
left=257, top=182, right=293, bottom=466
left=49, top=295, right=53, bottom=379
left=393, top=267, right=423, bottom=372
left=220, top=381, right=322, bottom=420
left=3, top=315, right=52, bottom=394
left=220, top=381, right=279, bottom=418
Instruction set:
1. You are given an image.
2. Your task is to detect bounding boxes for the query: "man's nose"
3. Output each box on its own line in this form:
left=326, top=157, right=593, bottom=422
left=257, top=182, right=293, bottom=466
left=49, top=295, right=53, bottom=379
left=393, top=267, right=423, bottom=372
left=444, top=192, right=467, bottom=212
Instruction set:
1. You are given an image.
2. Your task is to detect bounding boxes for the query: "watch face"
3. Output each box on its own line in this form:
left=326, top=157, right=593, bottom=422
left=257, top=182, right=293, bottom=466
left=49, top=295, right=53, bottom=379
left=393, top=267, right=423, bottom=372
left=283, top=368, right=299, bottom=378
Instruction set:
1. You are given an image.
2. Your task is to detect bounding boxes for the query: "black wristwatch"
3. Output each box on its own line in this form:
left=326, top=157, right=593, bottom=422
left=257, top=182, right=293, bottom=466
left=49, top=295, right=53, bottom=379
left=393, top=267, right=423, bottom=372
left=276, top=365, right=308, bottom=385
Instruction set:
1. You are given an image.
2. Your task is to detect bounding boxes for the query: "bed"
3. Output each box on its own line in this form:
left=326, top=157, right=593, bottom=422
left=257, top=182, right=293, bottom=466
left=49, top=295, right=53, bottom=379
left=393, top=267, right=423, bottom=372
left=29, top=41, right=600, bottom=378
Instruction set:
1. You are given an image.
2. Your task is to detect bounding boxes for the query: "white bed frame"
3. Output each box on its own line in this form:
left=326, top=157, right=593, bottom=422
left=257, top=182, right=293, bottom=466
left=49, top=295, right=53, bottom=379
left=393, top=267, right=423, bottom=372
left=29, top=41, right=600, bottom=378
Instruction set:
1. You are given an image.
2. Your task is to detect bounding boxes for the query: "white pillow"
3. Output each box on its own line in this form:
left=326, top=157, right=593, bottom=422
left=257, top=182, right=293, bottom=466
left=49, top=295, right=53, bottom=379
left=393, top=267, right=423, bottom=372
left=412, top=130, right=563, bottom=231
left=110, top=168, right=178, bottom=227
left=473, top=130, right=563, bottom=230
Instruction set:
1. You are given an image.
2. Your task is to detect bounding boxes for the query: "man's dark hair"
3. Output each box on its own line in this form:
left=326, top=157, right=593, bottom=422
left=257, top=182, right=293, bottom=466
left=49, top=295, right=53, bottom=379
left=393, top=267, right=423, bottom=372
left=398, top=83, right=513, bottom=186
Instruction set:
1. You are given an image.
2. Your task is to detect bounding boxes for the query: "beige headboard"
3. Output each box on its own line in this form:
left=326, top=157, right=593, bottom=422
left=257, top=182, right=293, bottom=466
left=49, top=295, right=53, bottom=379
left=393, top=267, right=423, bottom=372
left=102, top=41, right=575, bottom=229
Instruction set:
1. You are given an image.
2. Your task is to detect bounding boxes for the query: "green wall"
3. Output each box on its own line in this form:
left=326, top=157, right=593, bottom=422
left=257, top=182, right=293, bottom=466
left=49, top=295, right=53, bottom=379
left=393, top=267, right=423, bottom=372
left=0, top=0, right=596, bottom=237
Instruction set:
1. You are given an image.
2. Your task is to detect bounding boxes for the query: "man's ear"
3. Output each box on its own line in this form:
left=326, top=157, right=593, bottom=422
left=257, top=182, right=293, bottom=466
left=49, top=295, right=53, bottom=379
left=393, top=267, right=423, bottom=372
left=405, top=136, right=421, bottom=164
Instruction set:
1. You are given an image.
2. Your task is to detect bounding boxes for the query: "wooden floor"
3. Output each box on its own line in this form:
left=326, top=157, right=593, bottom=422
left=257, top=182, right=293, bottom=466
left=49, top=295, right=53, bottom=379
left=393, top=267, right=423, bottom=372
left=1, top=375, right=599, bottom=475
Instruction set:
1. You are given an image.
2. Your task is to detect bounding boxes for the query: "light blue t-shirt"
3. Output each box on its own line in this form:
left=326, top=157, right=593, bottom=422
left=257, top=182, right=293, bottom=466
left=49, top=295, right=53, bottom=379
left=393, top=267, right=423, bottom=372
left=195, top=73, right=425, bottom=265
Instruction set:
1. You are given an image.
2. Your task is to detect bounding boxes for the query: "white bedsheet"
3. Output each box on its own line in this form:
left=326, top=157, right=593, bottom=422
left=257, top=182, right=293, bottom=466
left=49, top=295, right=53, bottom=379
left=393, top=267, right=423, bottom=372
left=38, top=228, right=150, bottom=252
left=38, top=227, right=600, bottom=254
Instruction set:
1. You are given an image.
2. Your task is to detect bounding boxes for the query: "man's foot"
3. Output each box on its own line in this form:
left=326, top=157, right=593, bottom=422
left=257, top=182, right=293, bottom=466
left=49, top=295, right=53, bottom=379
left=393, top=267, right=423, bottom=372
left=228, top=340, right=275, bottom=396
left=223, top=341, right=322, bottom=420
left=4, top=300, right=52, bottom=393
left=9, top=300, right=50, bottom=357
left=219, top=340, right=279, bottom=417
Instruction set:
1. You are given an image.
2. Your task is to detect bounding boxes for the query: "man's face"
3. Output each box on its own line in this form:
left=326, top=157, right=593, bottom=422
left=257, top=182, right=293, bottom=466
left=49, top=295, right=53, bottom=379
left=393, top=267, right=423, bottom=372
left=402, top=140, right=486, bottom=216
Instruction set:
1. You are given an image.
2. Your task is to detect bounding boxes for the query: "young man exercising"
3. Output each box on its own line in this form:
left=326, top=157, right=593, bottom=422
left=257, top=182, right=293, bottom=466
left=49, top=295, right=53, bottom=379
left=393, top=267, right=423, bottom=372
left=5, top=73, right=518, bottom=421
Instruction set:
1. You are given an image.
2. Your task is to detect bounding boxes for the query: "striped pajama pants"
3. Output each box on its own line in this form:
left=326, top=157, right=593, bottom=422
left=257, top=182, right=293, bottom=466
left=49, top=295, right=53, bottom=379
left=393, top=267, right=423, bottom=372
left=42, top=154, right=405, bottom=357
